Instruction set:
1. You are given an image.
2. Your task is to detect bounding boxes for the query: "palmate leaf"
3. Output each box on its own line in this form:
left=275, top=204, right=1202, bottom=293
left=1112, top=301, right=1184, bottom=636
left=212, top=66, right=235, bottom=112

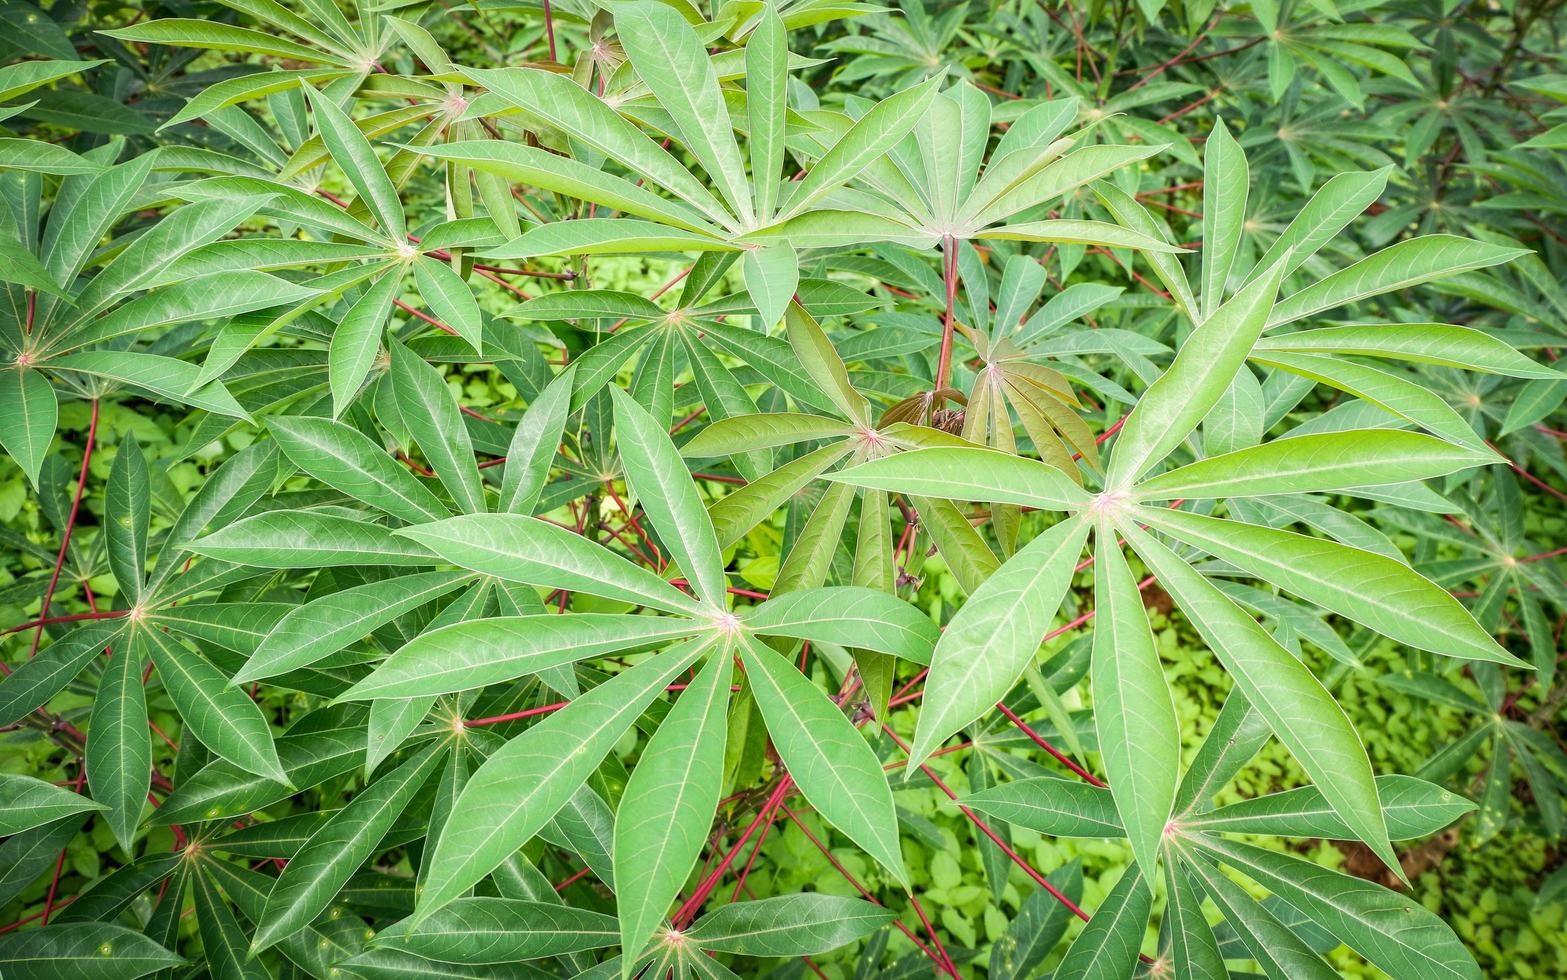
left=682, top=894, right=895, bottom=956
left=0, top=772, right=106, bottom=835
left=0, top=923, right=183, bottom=980
left=376, top=898, right=620, bottom=963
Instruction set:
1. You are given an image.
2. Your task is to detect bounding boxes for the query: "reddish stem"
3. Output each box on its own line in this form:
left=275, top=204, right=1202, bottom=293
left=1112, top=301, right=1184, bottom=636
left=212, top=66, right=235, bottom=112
left=28, top=400, right=99, bottom=660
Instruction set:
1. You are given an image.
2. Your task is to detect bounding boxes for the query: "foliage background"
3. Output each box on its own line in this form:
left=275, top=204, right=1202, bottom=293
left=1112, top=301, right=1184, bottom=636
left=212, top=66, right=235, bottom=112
left=2, top=0, right=1566, bottom=977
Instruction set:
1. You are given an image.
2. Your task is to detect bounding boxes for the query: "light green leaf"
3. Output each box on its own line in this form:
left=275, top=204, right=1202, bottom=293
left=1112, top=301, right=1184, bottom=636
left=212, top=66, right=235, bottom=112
left=908, top=516, right=1089, bottom=770
left=960, top=777, right=1123, bottom=837
left=105, top=436, right=149, bottom=604
left=269, top=414, right=451, bottom=524
left=610, top=387, right=728, bottom=608
left=377, top=899, right=619, bottom=963
left=0, top=923, right=182, bottom=980
left=390, top=340, right=486, bottom=514
left=1254, top=322, right=1560, bottom=379
left=1052, top=866, right=1150, bottom=980
left=741, top=586, right=937, bottom=664
left=1200, top=119, right=1247, bottom=318
left=87, top=637, right=150, bottom=852
left=1188, top=774, right=1475, bottom=840
left=615, top=651, right=731, bottom=967
left=1138, top=506, right=1522, bottom=666
left=501, top=365, right=576, bottom=515
left=0, top=773, right=106, bottom=836
left=1267, top=236, right=1529, bottom=329
left=1122, top=522, right=1399, bottom=876
left=1136, top=430, right=1494, bottom=500
left=414, top=640, right=706, bottom=924
left=0, top=367, right=57, bottom=488
left=413, top=255, right=482, bottom=353
left=685, top=894, right=895, bottom=956
left=237, top=571, right=474, bottom=682
left=301, top=85, right=405, bottom=241
left=1193, top=835, right=1480, bottom=980
left=397, top=514, right=702, bottom=615
left=1092, top=535, right=1178, bottom=884
left=746, top=2, right=787, bottom=221
left=1247, top=167, right=1390, bottom=282
left=190, top=512, right=436, bottom=567
left=144, top=628, right=286, bottom=784
left=739, top=636, right=908, bottom=886
left=830, top=447, right=1091, bottom=511
left=255, top=741, right=446, bottom=952
left=1106, top=255, right=1288, bottom=488
left=742, top=241, right=798, bottom=329
left=342, top=613, right=702, bottom=700
left=618, top=1, right=752, bottom=225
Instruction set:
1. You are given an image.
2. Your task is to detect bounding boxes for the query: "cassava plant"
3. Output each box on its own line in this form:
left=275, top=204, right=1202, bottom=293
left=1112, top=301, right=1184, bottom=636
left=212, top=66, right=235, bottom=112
left=2, top=0, right=1566, bottom=978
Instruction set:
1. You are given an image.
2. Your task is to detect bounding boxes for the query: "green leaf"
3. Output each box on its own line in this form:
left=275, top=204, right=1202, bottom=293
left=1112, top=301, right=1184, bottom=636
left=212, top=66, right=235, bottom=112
left=615, top=650, right=731, bottom=966
left=414, top=640, right=706, bottom=924
left=1192, top=834, right=1480, bottom=979
left=87, top=636, right=150, bottom=852
left=144, top=628, right=287, bottom=783
left=1137, top=506, right=1523, bottom=666
left=0, top=236, right=66, bottom=296
left=101, top=19, right=346, bottom=65
left=390, top=340, right=486, bottom=514
left=397, top=514, right=702, bottom=615
left=189, top=512, right=437, bottom=567
left=1106, top=255, right=1288, bottom=488
left=782, top=75, right=943, bottom=219
left=610, top=386, right=728, bottom=608
left=0, top=621, right=122, bottom=727
left=1136, top=430, right=1494, bottom=500
left=1254, top=322, right=1560, bottom=379
left=0, top=773, right=106, bottom=835
left=106, top=436, right=149, bottom=603
left=1251, top=349, right=1491, bottom=453
left=1268, top=236, right=1530, bottom=329
left=0, top=367, right=57, bottom=488
left=1121, top=522, right=1400, bottom=876
left=1188, top=774, right=1475, bottom=840
left=413, top=142, right=721, bottom=236
left=830, top=447, right=1091, bottom=512
left=742, top=241, right=798, bottom=329
left=684, top=413, right=854, bottom=456
left=1200, top=119, right=1247, bottom=318
left=1092, top=535, right=1178, bottom=884
left=342, top=613, right=702, bottom=700
left=738, top=636, right=908, bottom=886
left=783, top=301, right=869, bottom=424
left=237, top=571, right=474, bottom=682
left=301, top=85, right=405, bottom=241
left=463, top=66, right=733, bottom=228
left=908, top=516, right=1089, bottom=769
left=742, top=586, right=938, bottom=664
left=988, top=861, right=1082, bottom=980
left=500, top=366, right=576, bottom=515
left=1052, top=865, right=1150, bottom=980
left=618, top=1, right=752, bottom=225
left=0, top=923, right=182, bottom=980
left=269, top=415, right=451, bottom=524
left=1247, top=167, right=1390, bottom=281
left=979, top=219, right=1188, bottom=253
left=330, top=270, right=399, bottom=416
left=1164, top=860, right=1225, bottom=980
left=685, top=894, right=895, bottom=956
left=960, top=777, right=1123, bottom=837
left=1183, top=852, right=1340, bottom=979
left=193, top=869, right=270, bottom=980
left=377, top=899, right=619, bottom=963
left=746, top=2, right=787, bottom=221
left=254, top=741, right=446, bottom=951
left=44, top=350, right=249, bottom=420
left=414, top=255, right=482, bottom=353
